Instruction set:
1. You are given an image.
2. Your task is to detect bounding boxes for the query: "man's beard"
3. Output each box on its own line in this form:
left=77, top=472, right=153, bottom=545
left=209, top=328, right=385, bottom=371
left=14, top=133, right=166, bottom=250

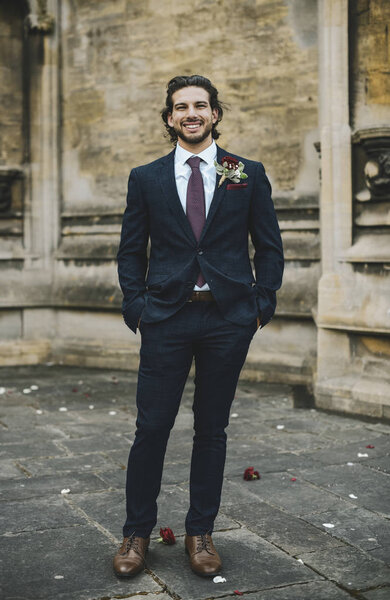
left=175, top=120, right=213, bottom=145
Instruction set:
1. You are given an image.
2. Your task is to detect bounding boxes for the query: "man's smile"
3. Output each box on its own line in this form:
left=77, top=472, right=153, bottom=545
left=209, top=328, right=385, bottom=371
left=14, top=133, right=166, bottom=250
left=182, top=121, right=203, bottom=132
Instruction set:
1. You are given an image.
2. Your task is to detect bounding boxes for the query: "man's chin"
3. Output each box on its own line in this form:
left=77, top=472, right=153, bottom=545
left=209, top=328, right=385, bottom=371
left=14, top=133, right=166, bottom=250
left=177, top=129, right=211, bottom=146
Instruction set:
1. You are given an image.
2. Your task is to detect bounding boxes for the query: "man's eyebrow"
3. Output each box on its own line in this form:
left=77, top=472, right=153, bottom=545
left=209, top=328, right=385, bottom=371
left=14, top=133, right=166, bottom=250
left=174, top=101, right=209, bottom=108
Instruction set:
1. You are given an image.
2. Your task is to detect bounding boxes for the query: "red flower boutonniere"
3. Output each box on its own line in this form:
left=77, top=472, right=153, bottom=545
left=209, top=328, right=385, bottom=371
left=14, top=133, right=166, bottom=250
left=159, top=527, right=176, bottom=545
left=214, top=155, right=248, bottom=188
left=243, top=466, right=261, bottom=481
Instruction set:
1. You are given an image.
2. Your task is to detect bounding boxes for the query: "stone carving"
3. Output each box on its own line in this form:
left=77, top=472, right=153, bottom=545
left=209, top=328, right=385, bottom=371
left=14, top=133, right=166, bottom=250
left=26, top=0, right=54, bottom=34
left=364, top=152, right=390, bottom=199
left=353, top=128, right=390, bottom=202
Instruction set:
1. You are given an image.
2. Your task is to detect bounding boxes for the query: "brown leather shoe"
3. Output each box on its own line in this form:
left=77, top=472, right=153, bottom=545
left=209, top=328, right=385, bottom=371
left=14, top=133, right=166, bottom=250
left=113, top=534, right=149, bottom=578
left=185, top=533, right=222, bottom=577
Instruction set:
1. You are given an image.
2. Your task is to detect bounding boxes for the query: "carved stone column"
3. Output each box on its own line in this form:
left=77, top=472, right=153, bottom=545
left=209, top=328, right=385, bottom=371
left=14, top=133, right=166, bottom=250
left=315, top=1, right=390, bottom=417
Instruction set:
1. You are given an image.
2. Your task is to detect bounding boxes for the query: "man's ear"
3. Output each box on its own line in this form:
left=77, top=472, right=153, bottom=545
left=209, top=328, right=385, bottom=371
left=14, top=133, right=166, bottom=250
left=212, top=108, right=219, bottom=124
left=167, top=113, right=173, bottom=127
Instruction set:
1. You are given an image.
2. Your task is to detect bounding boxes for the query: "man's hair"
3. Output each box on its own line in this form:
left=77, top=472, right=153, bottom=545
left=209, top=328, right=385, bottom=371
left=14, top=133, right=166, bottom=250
left=161, top=75, right=225, bottom=144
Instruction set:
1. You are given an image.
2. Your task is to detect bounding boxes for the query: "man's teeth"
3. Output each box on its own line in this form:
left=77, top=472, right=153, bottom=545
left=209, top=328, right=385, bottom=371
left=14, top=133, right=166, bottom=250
left=185, top=123, right=200, bottom=128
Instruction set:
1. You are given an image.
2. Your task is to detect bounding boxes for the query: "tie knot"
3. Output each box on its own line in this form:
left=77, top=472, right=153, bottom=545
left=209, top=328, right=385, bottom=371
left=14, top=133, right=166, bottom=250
left=187, top=156, right=201, bottom=170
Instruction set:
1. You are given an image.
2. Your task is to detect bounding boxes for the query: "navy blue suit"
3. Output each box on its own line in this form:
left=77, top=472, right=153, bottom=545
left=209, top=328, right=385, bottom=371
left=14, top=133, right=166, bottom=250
left=117, top=144, right=283, bottom=538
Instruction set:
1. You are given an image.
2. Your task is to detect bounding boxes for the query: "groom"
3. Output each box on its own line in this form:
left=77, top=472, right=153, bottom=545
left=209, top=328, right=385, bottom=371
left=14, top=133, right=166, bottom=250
left=114, top=75, right=284, bottom=578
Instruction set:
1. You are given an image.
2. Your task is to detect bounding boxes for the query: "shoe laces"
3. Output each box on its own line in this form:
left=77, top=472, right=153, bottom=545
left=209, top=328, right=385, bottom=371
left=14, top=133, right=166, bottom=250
left=121, top=533, right=141, bottom=556
left=195, top=533, right=214, bottom=555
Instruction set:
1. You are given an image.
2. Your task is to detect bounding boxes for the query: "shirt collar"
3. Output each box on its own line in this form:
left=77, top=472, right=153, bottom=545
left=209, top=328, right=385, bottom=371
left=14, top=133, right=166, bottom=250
left=175, top=140, right=217, bottom=167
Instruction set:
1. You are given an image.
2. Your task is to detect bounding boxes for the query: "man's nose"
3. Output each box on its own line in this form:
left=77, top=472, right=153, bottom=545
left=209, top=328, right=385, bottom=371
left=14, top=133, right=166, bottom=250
left=186, top=105, right=197, bottom=118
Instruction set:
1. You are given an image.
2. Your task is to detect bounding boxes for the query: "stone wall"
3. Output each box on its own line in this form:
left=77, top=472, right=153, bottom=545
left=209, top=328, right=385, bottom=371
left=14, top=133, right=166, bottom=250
left=1, top=0, right=388, bottom=417
left=314, top=0, right=390, bottom=418
left=56, top=0, right=320, bottom=384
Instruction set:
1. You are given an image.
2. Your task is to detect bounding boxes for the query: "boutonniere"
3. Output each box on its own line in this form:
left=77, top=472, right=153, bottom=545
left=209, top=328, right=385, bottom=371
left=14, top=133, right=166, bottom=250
left=214, top=155, right=248, bottom=188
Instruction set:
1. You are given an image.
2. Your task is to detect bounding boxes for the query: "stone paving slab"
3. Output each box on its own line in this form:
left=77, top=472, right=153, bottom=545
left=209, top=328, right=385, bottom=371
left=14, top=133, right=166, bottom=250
left=149, top=528, right=319, bottom=600
left=59, top=431, right=131, bottom=454
left=299, top=463, right=390, bottom=516
left=17, top=451, right=119, bottom=476
left=297, top=545, right=390, bottom=592
left=295, top=435, right=390, bottom=466
left=0, top=525, right=161, bottom=600
left=1, top=365, right=390, bottom=600
left=361, top=587, right=390, bottom=600
left=0, top=458, right=24, bottom=479
left=223, top=472, right=345, bottom=516
left=221, top=500, right=343, bottom=555
left=0, top=494, right=85, bottom=535
left=239, top=581, right=356, bottom=599
left=224, top=446, right=320, bottom=478
left=0, top=471, right=106, bottom=502
left=0, top=438, right=65, bottom=460
left=365, top=455, right=390, bottom=475
left=301, top=504, right=390, bottom=562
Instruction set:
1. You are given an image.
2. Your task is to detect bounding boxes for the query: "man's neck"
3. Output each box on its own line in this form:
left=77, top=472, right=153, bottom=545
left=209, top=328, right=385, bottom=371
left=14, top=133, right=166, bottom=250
left=177, top=137, right=214, bottom=154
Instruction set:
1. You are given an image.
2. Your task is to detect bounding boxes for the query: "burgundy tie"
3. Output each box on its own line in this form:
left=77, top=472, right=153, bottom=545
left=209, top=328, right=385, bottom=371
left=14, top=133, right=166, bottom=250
left=186, top=156, right=206, bottom=287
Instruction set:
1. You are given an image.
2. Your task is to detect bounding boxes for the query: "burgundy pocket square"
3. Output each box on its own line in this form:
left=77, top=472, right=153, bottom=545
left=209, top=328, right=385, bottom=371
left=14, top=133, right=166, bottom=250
left=227, top=183, right=248, bottom=190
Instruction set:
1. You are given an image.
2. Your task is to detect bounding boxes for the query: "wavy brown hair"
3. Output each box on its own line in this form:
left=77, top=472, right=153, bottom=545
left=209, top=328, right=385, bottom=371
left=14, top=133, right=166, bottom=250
left=161, top=75, right=225, bottom=145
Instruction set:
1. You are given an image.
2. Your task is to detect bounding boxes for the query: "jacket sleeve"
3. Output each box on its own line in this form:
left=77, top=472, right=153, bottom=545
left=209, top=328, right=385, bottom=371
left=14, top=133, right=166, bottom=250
left=249, top=163, right=284, bottom=327
left=117, top=168, right=149, bottom=333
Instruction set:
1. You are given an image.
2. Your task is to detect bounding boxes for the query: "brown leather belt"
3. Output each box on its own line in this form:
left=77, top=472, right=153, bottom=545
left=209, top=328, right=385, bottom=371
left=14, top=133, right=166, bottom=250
left=187, top=291, right=215, bottom=302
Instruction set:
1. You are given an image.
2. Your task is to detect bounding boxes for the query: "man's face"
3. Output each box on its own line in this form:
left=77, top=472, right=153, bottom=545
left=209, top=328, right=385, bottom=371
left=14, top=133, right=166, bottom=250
left=167, top=86, right=218, bottom=147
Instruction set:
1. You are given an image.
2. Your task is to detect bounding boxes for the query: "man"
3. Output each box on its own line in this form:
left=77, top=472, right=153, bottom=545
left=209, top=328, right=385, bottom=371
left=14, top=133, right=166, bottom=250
left=114, top=75, right=284, bottom=578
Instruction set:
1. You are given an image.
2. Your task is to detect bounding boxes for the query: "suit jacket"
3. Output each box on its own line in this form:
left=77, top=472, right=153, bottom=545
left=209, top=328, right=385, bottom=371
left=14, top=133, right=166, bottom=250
left=117, top=144, right=284, bottom=333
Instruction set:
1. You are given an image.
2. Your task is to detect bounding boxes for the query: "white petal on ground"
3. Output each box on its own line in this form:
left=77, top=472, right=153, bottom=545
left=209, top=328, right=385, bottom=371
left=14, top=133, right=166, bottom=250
left=54, top=575, right=64, bottom=579
left=23, top=388, right=31, bottom=394
left=231, top=413, right=239, bottom=418
left=88, top=404, right=94, bottom=409
left=59, top=407, right=68, bottom=412
left=30, top=385, right=39, bottom=391
left=0, top=387, right=5, bottom=394
left=323, top=523, right=335, bottom=529
left=347, top=462, right=354, bottom=466
left=357, top=453, right=369, bottom=458
left=349, top=494, right=358, bottom=499
left=297, top=558, right=304, bottom=564
left=109, top=410, right=117, bottom=415
left=36, top=409, right=43, bottom=414
left=213, top=576, right=227, bottom=583
left=60, top=488, right=70, bottom=494
left=276, top=424, right=285, bottom=430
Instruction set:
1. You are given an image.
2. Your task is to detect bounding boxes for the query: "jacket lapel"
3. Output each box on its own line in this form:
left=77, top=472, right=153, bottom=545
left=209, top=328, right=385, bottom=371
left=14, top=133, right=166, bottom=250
left=199, top=145, right=227, bottom=244
left=159, top=149, right=197, bottom=245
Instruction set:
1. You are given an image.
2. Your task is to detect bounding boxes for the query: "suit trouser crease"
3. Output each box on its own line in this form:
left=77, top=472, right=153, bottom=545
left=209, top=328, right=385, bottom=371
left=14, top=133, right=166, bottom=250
left=123, top=302, right=256, bottom=538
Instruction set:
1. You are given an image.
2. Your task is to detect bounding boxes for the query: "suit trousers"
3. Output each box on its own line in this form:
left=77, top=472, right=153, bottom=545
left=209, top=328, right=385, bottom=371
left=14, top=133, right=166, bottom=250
left=123, top=300, right=258, bottom=538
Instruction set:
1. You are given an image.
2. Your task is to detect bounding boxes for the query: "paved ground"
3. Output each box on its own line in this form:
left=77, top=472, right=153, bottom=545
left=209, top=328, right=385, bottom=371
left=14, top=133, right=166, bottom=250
left=0, top=365, right=389, bottom=600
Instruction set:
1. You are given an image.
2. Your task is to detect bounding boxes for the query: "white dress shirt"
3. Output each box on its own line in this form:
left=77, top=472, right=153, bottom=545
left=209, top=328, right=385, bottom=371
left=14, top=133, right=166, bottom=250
left=174, top=140, right=217, bottom=291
